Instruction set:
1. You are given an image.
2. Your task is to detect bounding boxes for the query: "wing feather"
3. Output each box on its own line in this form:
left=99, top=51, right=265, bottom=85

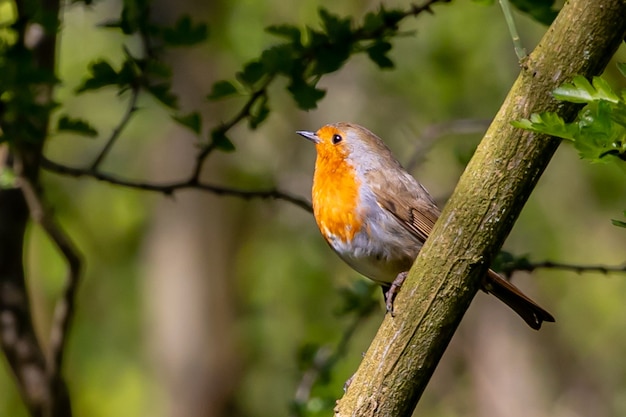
left=366, top=170, right=441, bottom=243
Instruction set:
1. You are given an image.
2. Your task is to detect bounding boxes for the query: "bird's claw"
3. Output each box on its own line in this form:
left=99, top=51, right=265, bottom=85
left=385, top=271, right=408, bottom=316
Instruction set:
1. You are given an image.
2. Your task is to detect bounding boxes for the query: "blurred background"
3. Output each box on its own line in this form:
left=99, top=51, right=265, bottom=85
left=2, top=0, right=626, bottom=416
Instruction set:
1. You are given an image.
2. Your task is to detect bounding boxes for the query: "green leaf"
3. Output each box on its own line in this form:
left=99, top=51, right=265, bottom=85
left=609, top=102, right=626, bottom=129
left=288, top=79, right=326, bottom=110
left=144, top=60, right=172, bottom=79
left=207, top=80, right=239, bottom=100
left=591, top=76, right=620, bottom=102
left=146, top=83, right=178, bottom=109
left=617, top=62, right=626, bottom=78
left=210, top=130, right=235, bottom=152
left=367, top=41, right=394, bottom=69
left=260, top=44, right=296, bottom=75
left=172, top=112, right=202, bottom=134
left=310, top=33, right=351, bottom=75
left=101, top=1, right=148, bottom=35
left=236, top=61, right=266, bottom=87
left=248, top=95, right=270, bottom=129
left=612, top=212, right=626, bottom=228
left=76, top=60, right=120, bottom=92
left=509, top=0, right=558, bottom=25
left=553, top=76, right=596, bottom=103
left=318, top=8, right=352, bottom=42
left=266, top=24, right=301, bottom=45
left=553, top=75, right=619, bottom=104
left=117, top=59, right=138, bottom=86
left=362, top=11, right=384, bottom=33
left=361, top=6, right=404, bottom=33
left=517, top=73, right=626, bottom=166
left=162, top=15, right=209, bottom=46
left=512, top=112, right=577, bottom=141
left=57, top=115, right=98, bottom=137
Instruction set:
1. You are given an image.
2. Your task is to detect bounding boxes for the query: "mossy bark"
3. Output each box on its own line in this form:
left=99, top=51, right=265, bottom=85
left=335, top=1, right=626, bottom=416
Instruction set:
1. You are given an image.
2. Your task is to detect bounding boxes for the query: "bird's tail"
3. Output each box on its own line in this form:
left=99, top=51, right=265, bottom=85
left=482, top=269, right=555, bottom=330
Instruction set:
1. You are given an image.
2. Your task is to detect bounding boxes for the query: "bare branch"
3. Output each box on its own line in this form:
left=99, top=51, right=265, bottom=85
left=90, top=85, right=140, bottom=170
left=193, top=82, right=274, bottom=181
left=410, top=0, right=451, bottom=15
left=42, top=157, right=313, bottom=212
left=506, top=260, right=626, bottom=275
left=405, top=119, right=491, bottom=172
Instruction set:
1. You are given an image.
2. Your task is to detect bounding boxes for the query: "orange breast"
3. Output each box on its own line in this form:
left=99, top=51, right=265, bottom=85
left=312, top=146, right=362, bottom=244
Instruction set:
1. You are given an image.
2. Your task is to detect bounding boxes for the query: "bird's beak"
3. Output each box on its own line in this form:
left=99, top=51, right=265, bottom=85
left=296, top=130, right=320, bottom=144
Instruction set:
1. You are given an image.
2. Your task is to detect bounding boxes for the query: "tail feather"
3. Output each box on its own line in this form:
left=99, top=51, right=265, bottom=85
left=482, top=269, right=555, bottom=330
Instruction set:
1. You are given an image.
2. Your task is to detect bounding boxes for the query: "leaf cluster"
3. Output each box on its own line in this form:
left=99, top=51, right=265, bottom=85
left=0, top=25, right=59, bottom=144
left=1, top=1, right=211, bottom=144
left=206, top=5, right=422, bottom=150
left=209, top=6, right=406, bottom=106
left=513, top=65, right=626, bottom=164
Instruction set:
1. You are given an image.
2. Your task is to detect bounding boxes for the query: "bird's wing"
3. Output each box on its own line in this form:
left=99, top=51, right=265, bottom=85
left=368, top=171, right=441, bottom=243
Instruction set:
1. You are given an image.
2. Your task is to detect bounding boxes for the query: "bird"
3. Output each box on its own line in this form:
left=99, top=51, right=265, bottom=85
left=297, top=122, right=555, bottom=330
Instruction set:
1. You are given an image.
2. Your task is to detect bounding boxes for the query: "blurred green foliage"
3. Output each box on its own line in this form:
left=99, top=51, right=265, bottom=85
left=1, top=0, right=625, bottom=417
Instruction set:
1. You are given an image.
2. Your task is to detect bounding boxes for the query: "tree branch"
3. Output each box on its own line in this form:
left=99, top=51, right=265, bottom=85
left=14, top=154, right=81, bottom=417
left=90, top=84, right=140, bottom=170
left=42, top=157, right=313, bottom=212
left=335, top=1, right=626, bottom=416
left=505, top=260, right=626, bottom=275
left=404, top=118, right=491, bottom=172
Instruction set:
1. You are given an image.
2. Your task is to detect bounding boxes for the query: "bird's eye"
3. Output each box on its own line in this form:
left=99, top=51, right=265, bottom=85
left=332, top=134, right=342, bottom=144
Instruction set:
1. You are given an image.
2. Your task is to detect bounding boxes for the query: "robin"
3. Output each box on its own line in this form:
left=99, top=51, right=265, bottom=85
left=297, top=122, right=554, bottom=330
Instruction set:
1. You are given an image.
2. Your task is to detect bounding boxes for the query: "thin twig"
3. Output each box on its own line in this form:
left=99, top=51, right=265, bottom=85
left=42, top=157, right=313, bottom=212
left=411, top=0, right=451, bottom=16
left=404, top=119, right=491, bottom=172
left=90, top=85, right=140, bottom=170
left=192, top=81, right=274, bottom=181
left=506, top=261, right=626, bottom=275
left=499, top=0, right=526, bottom=60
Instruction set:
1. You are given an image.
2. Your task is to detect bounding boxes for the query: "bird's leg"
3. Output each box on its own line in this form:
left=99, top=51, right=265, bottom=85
left=384, top=271, right=408, bottom=316
left=343, top=374, right=355, bottom=393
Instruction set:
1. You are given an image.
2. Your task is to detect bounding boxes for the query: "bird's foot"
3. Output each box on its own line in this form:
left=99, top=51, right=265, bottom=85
left=385, top=271, right=408, bottom=316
